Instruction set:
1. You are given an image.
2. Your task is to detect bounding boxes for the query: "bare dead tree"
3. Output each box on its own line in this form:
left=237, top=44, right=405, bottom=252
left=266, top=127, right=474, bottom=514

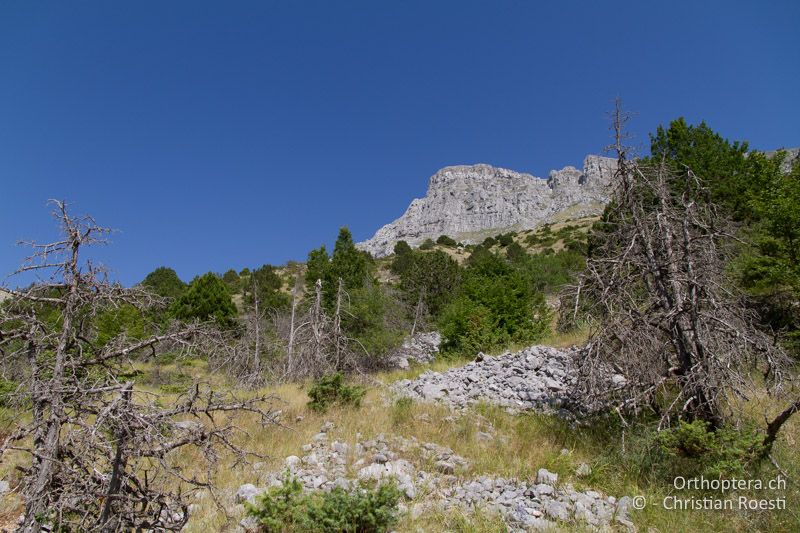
left=209, top=276, right=278, bottom=388
left=566, top=102, right=792, bottom=432
left=410, top=289, right=428, bottom=338
left=286, top=272, right=302, bottom=370
left=263, top=277, right=377, bottom=382
left=0, top=201, right=278, bottom=532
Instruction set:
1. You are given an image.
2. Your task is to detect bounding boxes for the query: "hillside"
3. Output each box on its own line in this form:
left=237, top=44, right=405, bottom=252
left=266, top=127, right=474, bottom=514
left=2, top=128, right=799, bottom=533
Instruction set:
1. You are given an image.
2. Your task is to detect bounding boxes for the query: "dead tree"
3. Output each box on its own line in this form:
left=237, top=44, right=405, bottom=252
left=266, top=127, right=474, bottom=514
left=209, top=276, right=277, bottom=388
left=567, top=102, right=791, bottom=431
left=0, top=201, right=278, bottom=532
left=268, top=277, right=371, bottom=381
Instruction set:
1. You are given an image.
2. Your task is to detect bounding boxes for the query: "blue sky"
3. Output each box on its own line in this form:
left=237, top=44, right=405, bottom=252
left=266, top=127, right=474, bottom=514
left=1, top=1, right=798, bottom=286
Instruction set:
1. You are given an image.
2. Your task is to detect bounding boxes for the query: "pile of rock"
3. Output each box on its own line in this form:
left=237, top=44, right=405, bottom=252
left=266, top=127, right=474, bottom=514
left=391, top=344, right=626, bottom=415
left=437, top=468, right=630, bottom=531
left=233, top=423, right=633, bottom=532
left=386, top=331, right=441, bottom=370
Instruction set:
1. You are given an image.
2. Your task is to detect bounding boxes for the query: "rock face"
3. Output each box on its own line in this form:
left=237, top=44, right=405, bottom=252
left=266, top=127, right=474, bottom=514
left=764, top=147, right=800, bottom=173
left=358, top=155, right=616, bottom=257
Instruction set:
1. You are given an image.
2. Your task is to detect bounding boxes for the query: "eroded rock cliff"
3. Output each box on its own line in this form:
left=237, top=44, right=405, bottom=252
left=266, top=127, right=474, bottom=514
left=358, top=155, right=616, bottom=257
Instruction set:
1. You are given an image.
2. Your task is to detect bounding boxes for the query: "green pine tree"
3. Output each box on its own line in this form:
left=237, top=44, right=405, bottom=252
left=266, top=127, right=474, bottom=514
left=172, top=272, right=238, bottom=328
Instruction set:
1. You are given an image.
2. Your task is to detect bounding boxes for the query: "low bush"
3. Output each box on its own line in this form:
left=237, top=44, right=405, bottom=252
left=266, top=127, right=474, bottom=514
left=0, top=378, right=18, bottom=407
left=656, top=420, right=764, bottom=479
left=307, top=373, right=366, bottom=412
left=496, top=233, right=514, bottom=247
left=419, top=238, right=436, bottom=250
left=246, top=475, right=402, bottom=532
left=436, top=235, right=457, bottom=247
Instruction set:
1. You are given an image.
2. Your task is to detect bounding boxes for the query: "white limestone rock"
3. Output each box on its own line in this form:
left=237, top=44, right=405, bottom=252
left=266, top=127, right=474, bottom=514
left=357, top=156, right=616, bottom=257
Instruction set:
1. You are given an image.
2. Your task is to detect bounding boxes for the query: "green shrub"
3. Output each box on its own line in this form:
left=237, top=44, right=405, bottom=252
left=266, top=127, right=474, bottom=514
left=496, top=233, right=514, bottom=247
left=247, top=475, right=401, bottom=532
left=141, top=266, right=187, bottom=300
left=517, top=249, right=585, bottom=294
left=419, top=238, right=435, bottom=250
left=657, top=420, right=764, bottom=479
left=436, top=235, right=457, bottom=247
left=0, top=378, right=18, bottom=407
left=399, top=250, right=461, bottom=316
left=390, top=241, right=414, bottom=275
left=439, top=251, right=551, bottom=355
left=172, top=272, right=238, bottom=328
left=505, top=242, right=526, bottom=262
left=307, top=373, right=366, bottom=413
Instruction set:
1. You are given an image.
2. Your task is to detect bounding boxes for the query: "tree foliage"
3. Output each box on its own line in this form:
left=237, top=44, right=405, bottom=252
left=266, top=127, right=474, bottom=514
left=245, top=264, right=289, bottom=312
left=438, top=251, right=550, bottom=355
left=172, top=272, right=238, bottom=328
left=398, top=250, right=461, bottom=316
left=141, top=266, right=186, bottom=300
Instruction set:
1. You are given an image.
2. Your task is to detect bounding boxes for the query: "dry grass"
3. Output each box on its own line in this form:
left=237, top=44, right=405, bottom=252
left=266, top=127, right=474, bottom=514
left=1, top=346, right=797, bottom=532
left=169, top=350, right=799, bottom=532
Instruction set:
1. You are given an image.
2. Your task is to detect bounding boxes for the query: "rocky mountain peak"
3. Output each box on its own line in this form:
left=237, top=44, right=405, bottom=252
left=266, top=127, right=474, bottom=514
left=357, top=155, right=617, bottom=257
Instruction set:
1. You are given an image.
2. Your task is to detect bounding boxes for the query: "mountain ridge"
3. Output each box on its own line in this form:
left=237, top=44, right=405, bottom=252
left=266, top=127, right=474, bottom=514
left=357, top=155, right=617, bottom=257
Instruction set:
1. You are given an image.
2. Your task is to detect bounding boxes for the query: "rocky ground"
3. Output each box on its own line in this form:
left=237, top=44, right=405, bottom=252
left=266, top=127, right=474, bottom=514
left=391, top=345, right=625, bottom=415
left=229, top=343, right=635, bottom=532
left=386, top=332, right=441, bottom=370
left=233, top=421, right=634, bottom=532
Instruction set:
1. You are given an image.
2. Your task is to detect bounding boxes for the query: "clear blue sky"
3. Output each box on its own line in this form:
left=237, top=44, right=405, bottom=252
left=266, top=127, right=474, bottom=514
left=1, top=1, right=798, bottom=286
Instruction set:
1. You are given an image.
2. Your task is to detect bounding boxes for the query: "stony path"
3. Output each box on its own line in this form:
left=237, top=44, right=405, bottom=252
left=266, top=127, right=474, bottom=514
left=234, top=423, right=634, bottom=532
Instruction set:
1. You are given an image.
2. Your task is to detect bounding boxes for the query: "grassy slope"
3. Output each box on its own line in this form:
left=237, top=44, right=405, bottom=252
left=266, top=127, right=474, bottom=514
left=2, top=219, right=797, bottom=532
left=0, top=333, right=797, bottom=532
left=119, top=329, right=800, bottom=531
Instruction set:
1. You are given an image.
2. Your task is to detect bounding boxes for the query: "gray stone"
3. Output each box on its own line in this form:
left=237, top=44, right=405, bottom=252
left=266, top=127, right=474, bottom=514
left=536, top=468, right=558, bottom=486
left=285, top=455, right=301, bottom=469
left=615, top=495, right=635, bottom=528
left=235, top=483, right=263, bottom=504
left=387, top=331, right=442, bottom=368
left=421, top=383, right=447, bottom=400
left=357, top=464, right=386, bottom=481
left=575, top=463, right=591, bottom=477
left=173, top=420, right=204, bottom=433
left=239, top=516, right=259, bottom=532
left=373, top=452, right=388, bottom=464
left=476, top=431, right=494, bottom=443
left=332, top=441, right=349, bottom=455
left=543, top=500, right=569, bottom=521
left=435, top=460, right=456, bottom=474
left=0, top=480, right=9, bottom=494
left=333, top=477, right=351, bottom=490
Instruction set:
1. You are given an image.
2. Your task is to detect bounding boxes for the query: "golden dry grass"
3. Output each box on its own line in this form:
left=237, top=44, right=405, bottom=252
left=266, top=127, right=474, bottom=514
left=1, top=345, right=798, bottom=532
left=170, top=348, right=799, bottom=532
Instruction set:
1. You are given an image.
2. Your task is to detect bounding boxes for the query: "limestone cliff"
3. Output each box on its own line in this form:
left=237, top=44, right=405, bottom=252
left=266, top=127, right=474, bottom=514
left=357, top=155, right=616, bottom=257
